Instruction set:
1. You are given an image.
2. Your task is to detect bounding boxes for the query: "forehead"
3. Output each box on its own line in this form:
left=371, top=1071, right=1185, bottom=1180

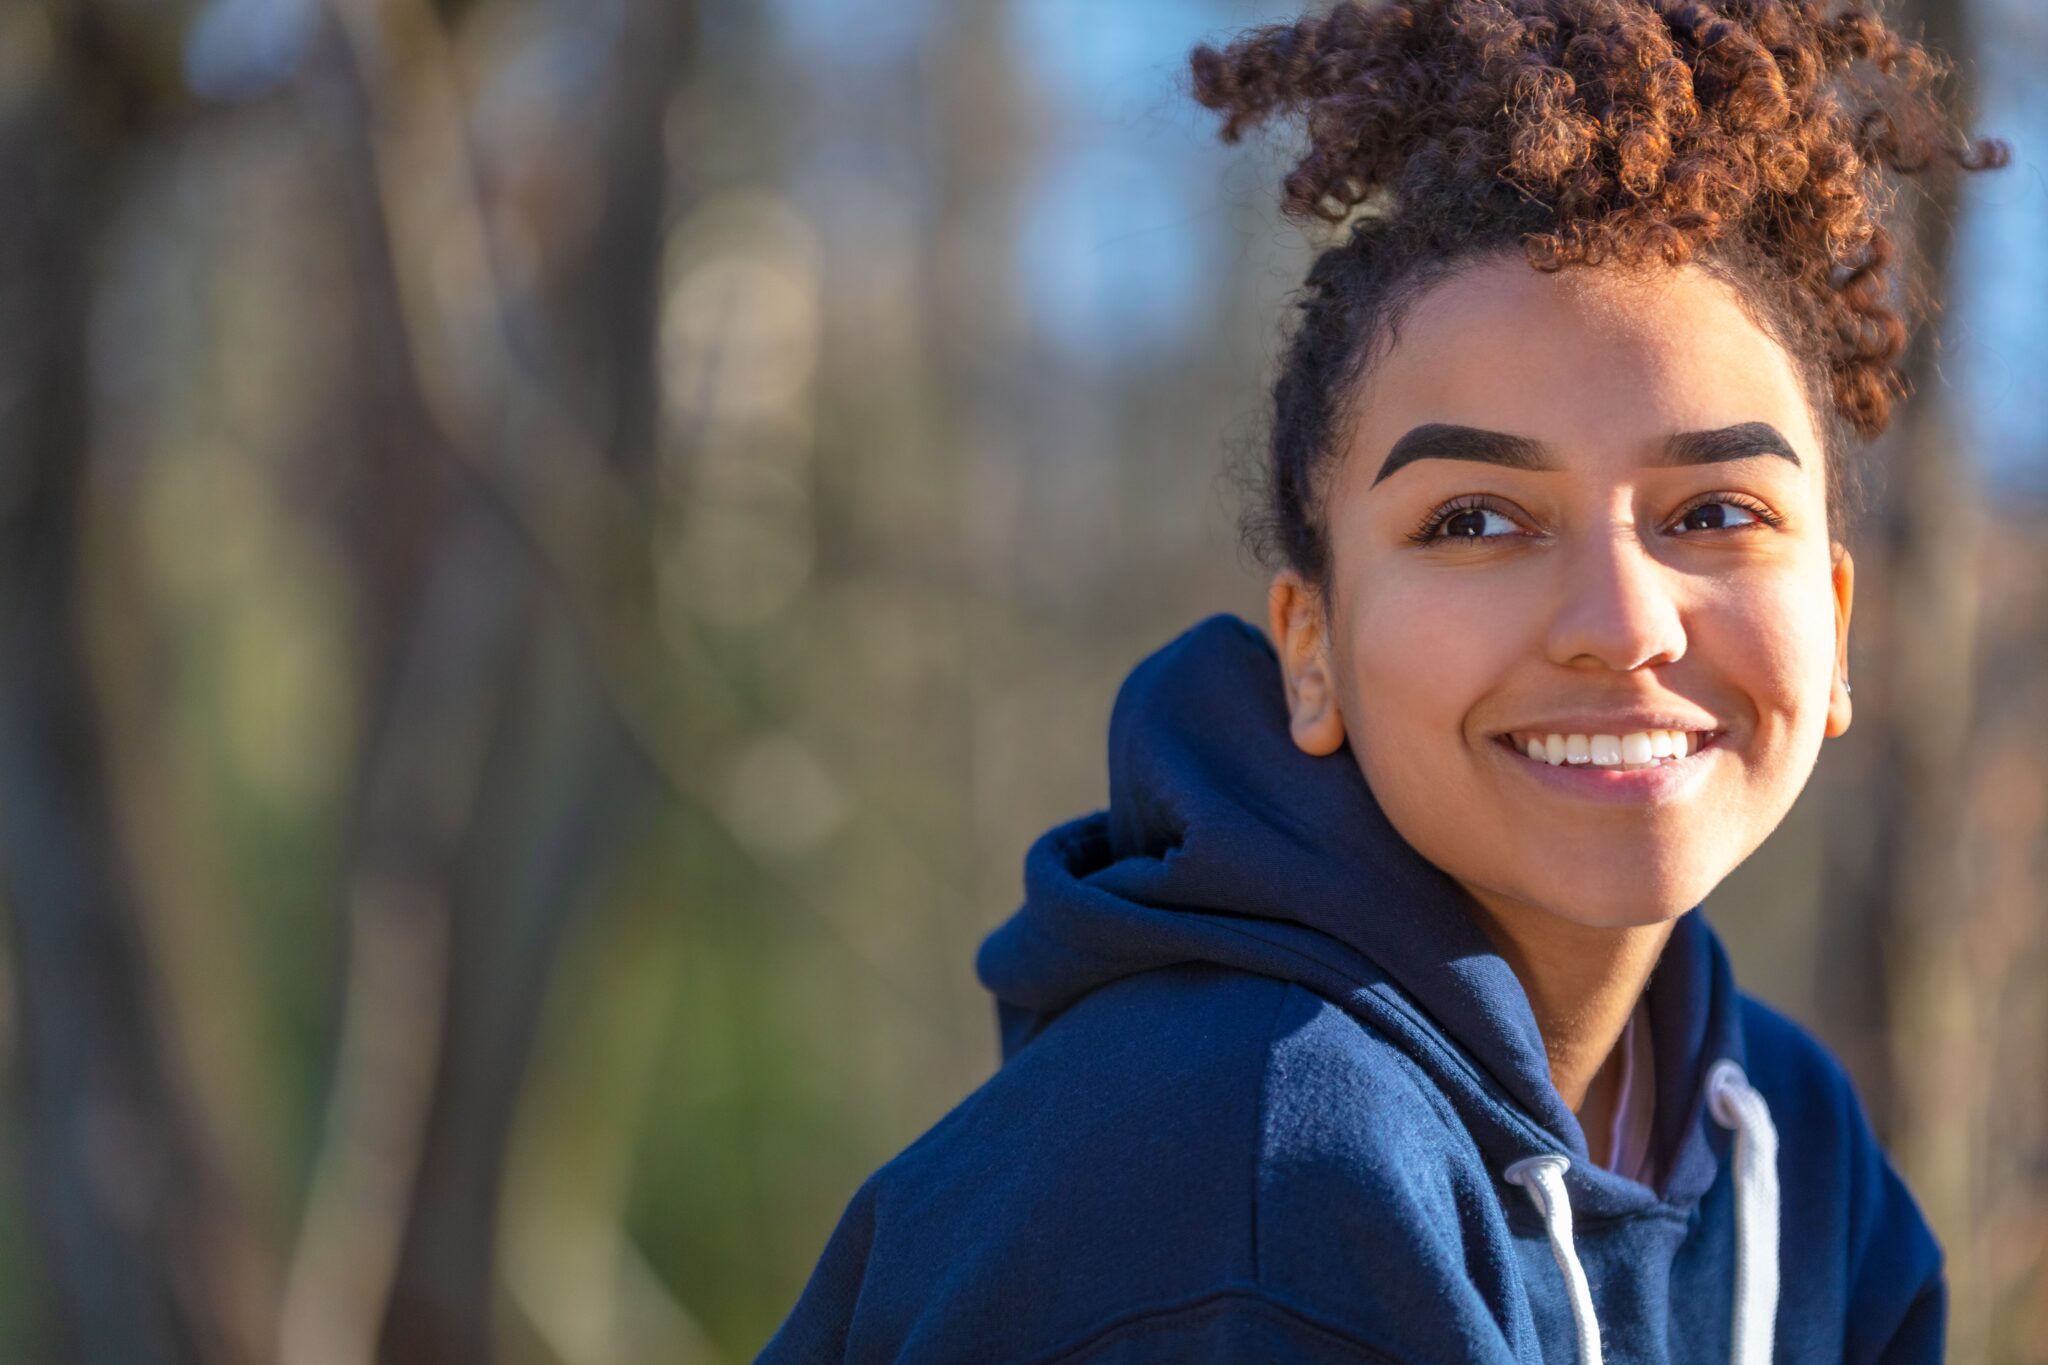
left=1345, top=255, right=1823, bottom=481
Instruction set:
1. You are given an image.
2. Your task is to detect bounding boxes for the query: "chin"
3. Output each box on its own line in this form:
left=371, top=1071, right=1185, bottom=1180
left=1540, top=875, right=1703, bottom=929
left=1495, top=862, right=1716, bottom=930
left=1537, top=895, right=1695, bottom=931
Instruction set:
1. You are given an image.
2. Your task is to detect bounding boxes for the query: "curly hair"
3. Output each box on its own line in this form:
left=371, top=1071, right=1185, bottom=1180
left=1189, top=0, right=2007, bottom=598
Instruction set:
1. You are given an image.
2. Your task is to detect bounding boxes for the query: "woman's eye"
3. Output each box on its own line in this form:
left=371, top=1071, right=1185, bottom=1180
left=1672, top=499, right=1762, bottom=534
left=1433, top=507, right=1521, bottom=540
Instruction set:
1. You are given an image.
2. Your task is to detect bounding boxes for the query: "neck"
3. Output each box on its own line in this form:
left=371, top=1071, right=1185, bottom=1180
left=1461, top=885, right=1675, bottom=1158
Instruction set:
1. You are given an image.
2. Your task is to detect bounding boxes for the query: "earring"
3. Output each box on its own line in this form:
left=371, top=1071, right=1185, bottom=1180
left=1843, top=680, right=1852, bottom=695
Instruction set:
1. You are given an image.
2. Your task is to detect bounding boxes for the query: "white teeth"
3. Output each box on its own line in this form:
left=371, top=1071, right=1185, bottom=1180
left=1511, top=728, right=1714, bottom=769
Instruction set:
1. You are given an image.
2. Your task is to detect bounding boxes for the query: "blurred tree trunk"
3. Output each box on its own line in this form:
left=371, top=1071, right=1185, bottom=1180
left=1818, top=0, right=1999, bottom=1356
left=272, top=2, right=693, bottom=1362
left=376, top=7, right=687, bottom=1358
left=0, top=4, right=265, bottom=1363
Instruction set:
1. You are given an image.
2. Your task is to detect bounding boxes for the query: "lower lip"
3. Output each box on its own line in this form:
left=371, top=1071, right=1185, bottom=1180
left=1490, top=734, right=1724, bottom=805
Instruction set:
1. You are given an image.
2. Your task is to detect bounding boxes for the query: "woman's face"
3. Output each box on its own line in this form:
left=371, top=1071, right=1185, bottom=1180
left=1270, top=255, right=1854, bottom=929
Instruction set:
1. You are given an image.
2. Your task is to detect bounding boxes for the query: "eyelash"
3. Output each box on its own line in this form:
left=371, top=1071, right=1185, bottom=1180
left=1405, top=495, right=1518, bottom=546
left=1404, top=492, right=1786, bottom=546
left=1672, top=492, right=1787, bottom=534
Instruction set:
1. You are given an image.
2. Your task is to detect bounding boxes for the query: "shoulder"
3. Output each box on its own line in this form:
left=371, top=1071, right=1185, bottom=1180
left=1251, top=988, right=1528, bottom=1356
left=1735, top=992, right=1907, bottom=1197
left=878, top=965, right=1464, bottom=1235
left=993, top=965, right=1500, bottom=1237
left=1002, top=968, right=1509, bottom=1359
left=1734, top=995, right=1868, bottom=1143
left=1734, top=993, right=1945, bottom=1357
left=940, top=961, right=1303, bottom=1183
left=1254, top=981, right=1481, bottom=1197
left=1734, top=993, right=1907, bottom=1219
left=982, top=964, right=1475, bottom=1195
left=921, top=964, right=1458, bottom=1169
left=806, top=966, right=1298, bottom=1355
left=781, top=965, right=1495, bottom=1363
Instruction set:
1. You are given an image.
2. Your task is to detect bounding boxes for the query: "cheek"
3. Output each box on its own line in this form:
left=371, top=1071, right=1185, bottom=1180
left=1692, top=566, right=1840, bottom=739
left=1340, top=575, right=1517, bottom=791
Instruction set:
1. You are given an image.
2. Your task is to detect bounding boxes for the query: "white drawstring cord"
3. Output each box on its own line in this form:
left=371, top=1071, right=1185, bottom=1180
left=1505, top=1154, right=1603, bottom=1365
left=1707, top=1060, right=1780, bottom=1365
left=1504, top=1061, right=1780, bottom=1365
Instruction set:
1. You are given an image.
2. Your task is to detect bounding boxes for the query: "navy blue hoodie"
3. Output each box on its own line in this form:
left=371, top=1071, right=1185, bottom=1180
left=758, top=613, right=1944, bottom=1364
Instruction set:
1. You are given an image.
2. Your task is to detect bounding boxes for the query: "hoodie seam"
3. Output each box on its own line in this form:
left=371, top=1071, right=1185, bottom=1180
left=1249, top=979, right=1300, bottom=1290
left=1020, top=1285, right=1409, bottom=1365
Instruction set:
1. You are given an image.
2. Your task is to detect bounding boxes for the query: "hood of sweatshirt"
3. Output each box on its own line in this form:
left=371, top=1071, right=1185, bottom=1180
left=976, top=611, right=1741, bottom=1226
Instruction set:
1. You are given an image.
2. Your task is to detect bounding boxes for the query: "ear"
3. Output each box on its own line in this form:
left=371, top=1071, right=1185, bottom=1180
left=1824, top=541, right=1854, bottom=739
left=1267, top=570, right=1348, bottom=757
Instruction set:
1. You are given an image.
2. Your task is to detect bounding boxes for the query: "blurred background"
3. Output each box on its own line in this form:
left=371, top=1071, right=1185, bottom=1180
left=0, top=0, right=2041, bottom=1360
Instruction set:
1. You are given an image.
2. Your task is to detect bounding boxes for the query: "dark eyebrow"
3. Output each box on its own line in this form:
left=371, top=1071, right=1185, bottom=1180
left=1370, top=420, right=1802, bottom=487
left=1371, top=424, right=1550, bottom=487
left=1661, top=421, right=1802, bottom=469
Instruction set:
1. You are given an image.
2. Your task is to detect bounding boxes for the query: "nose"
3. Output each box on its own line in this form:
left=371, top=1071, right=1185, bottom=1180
left=1543, top=521, right=1688, bottom=671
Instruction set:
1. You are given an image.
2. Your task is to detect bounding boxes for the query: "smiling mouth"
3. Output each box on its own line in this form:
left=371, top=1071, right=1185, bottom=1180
left=1494, top=729, right=1726, bottom=772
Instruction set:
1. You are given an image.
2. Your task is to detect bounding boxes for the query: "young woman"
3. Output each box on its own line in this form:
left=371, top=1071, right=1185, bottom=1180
left=760, top=1, right=2006, bottom=1361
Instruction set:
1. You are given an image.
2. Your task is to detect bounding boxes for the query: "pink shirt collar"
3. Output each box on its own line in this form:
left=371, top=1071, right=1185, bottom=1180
left=1603, top=992, right=1659, bottom=1188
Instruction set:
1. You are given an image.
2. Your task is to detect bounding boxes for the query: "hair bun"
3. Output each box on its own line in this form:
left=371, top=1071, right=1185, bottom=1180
left=1189, top=0, right=2008, bottom=442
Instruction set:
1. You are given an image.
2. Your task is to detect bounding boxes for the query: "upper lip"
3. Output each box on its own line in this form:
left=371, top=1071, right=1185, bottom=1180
left=1492, top=715, right=1724, bottom=738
